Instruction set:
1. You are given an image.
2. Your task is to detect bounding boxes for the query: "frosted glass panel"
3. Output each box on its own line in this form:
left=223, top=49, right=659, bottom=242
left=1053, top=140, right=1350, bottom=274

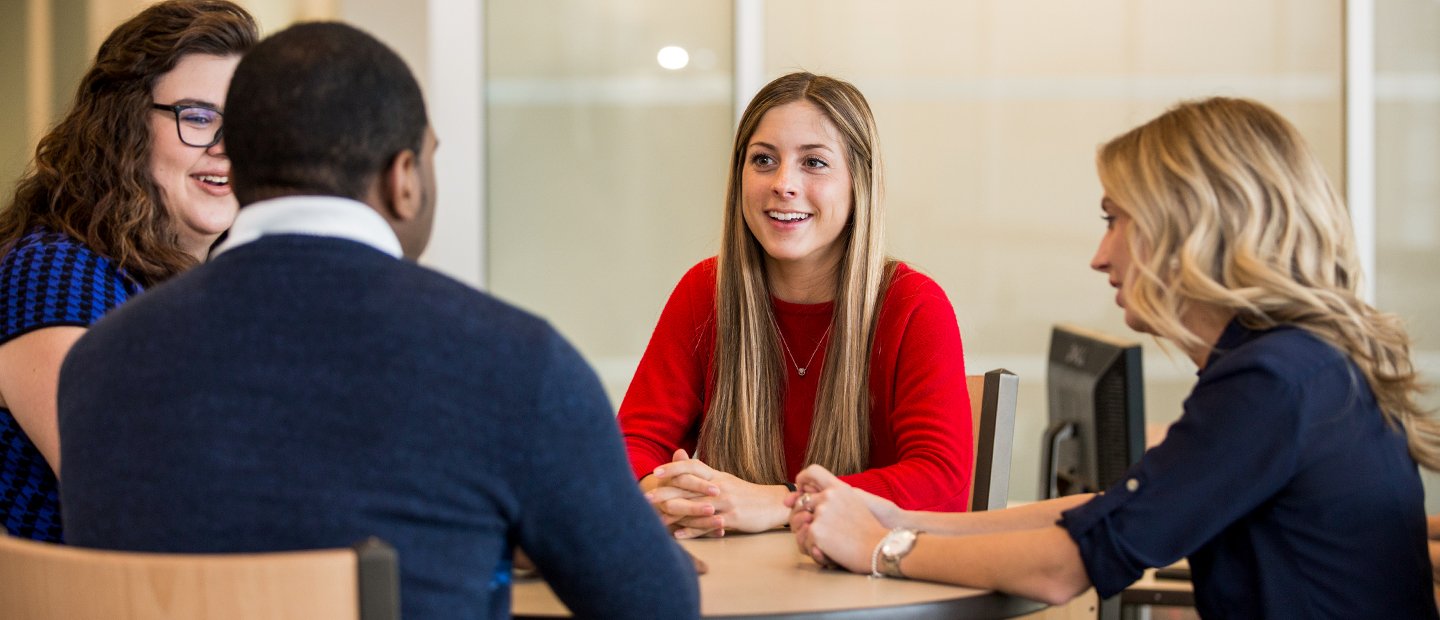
left=486, top=0, right=733, bottom=399
left=1375, top=0, right=1440, bottom=512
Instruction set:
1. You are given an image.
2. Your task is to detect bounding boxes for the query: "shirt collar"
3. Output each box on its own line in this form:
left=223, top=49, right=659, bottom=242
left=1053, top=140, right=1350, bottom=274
left=1202, top=316, right=1251, bottom=371
left=211, top=195, right=403, bottom=259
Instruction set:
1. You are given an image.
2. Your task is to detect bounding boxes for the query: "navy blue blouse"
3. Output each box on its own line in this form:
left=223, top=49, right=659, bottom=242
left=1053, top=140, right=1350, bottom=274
left=1061, top=319, right=1435, bottom=618
left=0, top=228, right=139, bottom=541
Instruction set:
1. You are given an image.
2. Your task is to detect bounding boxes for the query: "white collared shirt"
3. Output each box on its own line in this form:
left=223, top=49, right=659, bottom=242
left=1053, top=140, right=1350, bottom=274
left=211, top=195, right=403, bottom=259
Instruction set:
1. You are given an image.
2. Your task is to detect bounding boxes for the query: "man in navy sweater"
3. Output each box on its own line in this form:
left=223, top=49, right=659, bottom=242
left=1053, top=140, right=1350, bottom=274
left=57, top=22, right=699, bottom=619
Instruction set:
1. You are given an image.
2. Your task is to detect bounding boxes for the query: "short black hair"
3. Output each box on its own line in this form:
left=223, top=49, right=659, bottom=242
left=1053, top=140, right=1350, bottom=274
left=225, top=22, right=428, bottom=205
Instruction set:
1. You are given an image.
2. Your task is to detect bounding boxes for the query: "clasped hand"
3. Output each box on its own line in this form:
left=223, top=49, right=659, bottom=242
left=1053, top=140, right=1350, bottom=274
left=643, top=449, right=790, bottom=539
left=785, top=464, right=903, bottom=574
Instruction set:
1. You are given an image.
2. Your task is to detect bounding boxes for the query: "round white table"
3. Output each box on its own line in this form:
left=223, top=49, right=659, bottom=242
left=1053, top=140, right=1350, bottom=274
left=512, top=530, right=1047, bottom=619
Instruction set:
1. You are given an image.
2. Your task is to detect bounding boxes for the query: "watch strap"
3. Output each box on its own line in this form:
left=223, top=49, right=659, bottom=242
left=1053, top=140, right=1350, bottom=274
left=871, top=528, right=919, bottom=579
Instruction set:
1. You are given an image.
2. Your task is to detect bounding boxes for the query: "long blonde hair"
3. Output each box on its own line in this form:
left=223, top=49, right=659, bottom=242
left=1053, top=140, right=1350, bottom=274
left=1097, top=97, right=1439, bottom=470
left=697, top=72, right=894, bottom=482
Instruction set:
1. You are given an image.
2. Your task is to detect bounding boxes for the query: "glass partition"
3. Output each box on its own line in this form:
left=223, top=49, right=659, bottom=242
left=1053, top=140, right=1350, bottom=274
left=1375, top=0, right=1440, bottom=511
left=485, top=0, right=734, bottom=398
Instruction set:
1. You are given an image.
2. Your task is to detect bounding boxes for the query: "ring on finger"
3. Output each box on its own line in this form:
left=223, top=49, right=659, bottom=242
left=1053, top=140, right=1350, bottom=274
left=800, top=493, right=814, bottom=512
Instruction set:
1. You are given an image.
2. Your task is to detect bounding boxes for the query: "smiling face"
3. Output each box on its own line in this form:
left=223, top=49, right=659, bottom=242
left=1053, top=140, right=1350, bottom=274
left=1090, top=196, right=1152, bottom=334
left=741, top=101, right=854, bottom=281
left=148, top=53, right=242, bottom=259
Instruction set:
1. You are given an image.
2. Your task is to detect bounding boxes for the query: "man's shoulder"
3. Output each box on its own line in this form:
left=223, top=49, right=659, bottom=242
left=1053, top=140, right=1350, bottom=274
left=117, top=236, right=545, bottom=330
left=208, top=235, right=509, bottom=308
left=344, top=252, right=573, bottom=357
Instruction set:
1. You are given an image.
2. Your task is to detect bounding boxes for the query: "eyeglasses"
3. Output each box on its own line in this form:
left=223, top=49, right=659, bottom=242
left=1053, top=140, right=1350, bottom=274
left=152, top=103, right=224, bottom=148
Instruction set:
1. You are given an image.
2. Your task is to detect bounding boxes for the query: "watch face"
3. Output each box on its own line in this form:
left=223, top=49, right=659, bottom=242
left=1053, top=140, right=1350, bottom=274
left=882, top=529, right=917, bottom=556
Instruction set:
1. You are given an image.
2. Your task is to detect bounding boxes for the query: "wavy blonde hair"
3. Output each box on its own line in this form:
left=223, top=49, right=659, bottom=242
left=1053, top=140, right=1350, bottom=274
left=697, top=72, right=896, bottom=483
left=1097, top=97, right=1438, bottom=470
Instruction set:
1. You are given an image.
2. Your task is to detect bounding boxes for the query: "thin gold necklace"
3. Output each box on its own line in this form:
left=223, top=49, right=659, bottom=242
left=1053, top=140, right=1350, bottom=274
left=777, top=322, right=832, bottom=377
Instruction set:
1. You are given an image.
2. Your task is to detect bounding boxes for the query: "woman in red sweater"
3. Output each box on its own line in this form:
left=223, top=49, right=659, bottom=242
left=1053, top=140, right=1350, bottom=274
left=618, top=72, right=973, bottom=539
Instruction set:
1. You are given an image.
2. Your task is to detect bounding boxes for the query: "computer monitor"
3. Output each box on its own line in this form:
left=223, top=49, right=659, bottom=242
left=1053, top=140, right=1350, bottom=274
left=1040, top=323, right=1145, bottom=499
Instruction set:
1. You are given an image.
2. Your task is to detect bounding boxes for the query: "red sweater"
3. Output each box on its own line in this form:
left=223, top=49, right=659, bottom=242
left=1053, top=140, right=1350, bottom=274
left=618, top=258, right=973, bottom=511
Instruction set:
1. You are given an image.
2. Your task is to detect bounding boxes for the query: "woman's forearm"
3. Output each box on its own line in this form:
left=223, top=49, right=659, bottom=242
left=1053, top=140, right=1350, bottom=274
left=898, top=525, right=1092, bottom=606
left=897, top=494, right=1094, bottom=535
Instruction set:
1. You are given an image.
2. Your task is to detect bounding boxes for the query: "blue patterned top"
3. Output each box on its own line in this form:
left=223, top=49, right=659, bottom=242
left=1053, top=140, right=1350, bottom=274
left=0, top=228, right=140, bottom=541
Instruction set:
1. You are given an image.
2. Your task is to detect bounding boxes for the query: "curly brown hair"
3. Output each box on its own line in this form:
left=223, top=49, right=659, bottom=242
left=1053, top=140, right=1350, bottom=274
left=0, top=0, right=258, bottom=286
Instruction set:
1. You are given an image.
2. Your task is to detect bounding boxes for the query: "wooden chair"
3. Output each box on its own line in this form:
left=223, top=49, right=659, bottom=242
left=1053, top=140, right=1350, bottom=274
left=968, top=368, right=1020, bottom=512
left=0, top=535, right=399, bottom=620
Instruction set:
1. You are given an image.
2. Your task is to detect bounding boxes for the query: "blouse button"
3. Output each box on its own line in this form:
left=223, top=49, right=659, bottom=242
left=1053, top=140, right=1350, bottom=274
left=1125, top=478, right=1140, bottom=492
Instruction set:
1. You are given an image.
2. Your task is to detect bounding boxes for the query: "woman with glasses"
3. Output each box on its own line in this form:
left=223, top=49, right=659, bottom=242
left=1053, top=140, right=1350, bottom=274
left=787, top=98, right=1438, bottom=618
left=0, top=0, right=257, bottom=542
left=619, top=72, right=973, bottom=539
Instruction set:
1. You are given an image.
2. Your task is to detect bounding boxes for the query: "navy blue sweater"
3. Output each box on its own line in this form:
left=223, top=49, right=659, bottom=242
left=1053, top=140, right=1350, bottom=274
left=59, top=235, right=699, bottom=619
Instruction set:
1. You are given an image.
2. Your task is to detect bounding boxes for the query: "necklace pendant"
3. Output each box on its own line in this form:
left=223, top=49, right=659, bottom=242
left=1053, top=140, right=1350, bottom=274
left=798, top=368, right=807, bottom=377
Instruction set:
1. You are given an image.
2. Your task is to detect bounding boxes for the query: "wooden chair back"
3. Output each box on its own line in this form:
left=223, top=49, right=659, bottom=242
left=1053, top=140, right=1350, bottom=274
left=0, top=535, right=398, bottom=620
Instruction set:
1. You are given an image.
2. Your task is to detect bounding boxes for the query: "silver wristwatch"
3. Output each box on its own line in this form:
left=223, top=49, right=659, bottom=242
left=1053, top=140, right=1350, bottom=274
left=871, top=527, right=919, bottom=578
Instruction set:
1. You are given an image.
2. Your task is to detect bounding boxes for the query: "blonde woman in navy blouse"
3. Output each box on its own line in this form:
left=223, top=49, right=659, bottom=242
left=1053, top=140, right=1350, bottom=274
left=787, top=98, right=1439, bottom=618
